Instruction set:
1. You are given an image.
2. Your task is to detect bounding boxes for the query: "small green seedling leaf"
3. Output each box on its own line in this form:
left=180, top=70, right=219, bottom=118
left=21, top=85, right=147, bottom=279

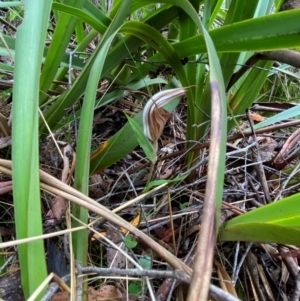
left=180, top=202, right=190, bottom=210
left=138, top=254, right=152, bottom=270
left=124, top=235, right=138, bottom=249
left=128, top=282, right=142, bottom=296
left=146, top=174, right=187, bottom=189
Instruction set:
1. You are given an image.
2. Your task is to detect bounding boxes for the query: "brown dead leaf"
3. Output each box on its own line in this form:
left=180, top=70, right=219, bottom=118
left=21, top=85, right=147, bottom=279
left=250, top=112, right=265, bottom=122
left=47, top=143, right=75, bottom=224
left=160, top=227, right=179, bottom=243
left=88, top=285, right=123, bottom=301
left=93, top=212, right=141, bottom=241
left=120, top=212, right=141, bottom=234
left=51, top=291, right=69, bottom=301
left=89, top=174, right=105, bottom=198
left=51, top=195, right=67, bottom=222
left=91, top=231, right=107, bottom=241
left=251, top=136, right=277, bottom=162
left=159, top=168, right=173, bottom=179
left=106, top=228, right=134, bottom=269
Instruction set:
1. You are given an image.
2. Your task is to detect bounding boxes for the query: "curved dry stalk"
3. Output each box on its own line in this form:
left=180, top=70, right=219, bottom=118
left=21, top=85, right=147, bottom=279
left=187, top=81, right=226, bottom=300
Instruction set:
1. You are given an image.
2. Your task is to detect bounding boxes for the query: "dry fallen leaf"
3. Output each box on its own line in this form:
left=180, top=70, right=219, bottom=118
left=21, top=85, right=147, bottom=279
left=51, top=291, right=69, bottom=301
left=51, top=195, right=67, bottom=222
left=51, top=285, right=123, bottom=301
left=250, top=112, right=265, bottom=122
left=88, top=285, right=123, bottom=301
left=105, top=228, right=135, bottom=269
left=46, top=143, right=75, bottom=225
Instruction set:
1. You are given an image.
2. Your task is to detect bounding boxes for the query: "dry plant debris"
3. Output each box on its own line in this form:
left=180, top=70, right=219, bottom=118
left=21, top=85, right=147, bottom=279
left=1, top=2, right=300, bottom=298
left=1, top=90, right=300, bottom=300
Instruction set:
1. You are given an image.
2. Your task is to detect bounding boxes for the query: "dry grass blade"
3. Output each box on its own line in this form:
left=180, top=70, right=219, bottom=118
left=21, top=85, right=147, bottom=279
left=188, top=81, right=225, bottom=300
left=214, top=260, right=238, bottom=297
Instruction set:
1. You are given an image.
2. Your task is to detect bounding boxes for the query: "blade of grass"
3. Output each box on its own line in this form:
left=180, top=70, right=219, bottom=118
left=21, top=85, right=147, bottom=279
left=72, top=33, right=121, bottom=301
left=51, top=2, right=107, bottom=34
left=39, top=0, right=86, bottom=105
left=174, top=9, right=300, bottom=55
left=72, top=3, right=132, bottom=300
left=12, top=0, right=52, bottom=298
left=72, top=32, right=121, bottom=267
left=177, top=0, right=199, bottom=168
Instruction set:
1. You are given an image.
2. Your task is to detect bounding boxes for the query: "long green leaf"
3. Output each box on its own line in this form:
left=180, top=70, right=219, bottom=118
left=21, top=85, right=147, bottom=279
left=219, top=193, right=300, bottom=244
left=72, top=33, right=119, bottom=291
left=166, top=2, right=226, bottom=300
left=39, top=0, right=86, bottom=105
left=52, top=2, right=107, bottom=34
left=12, top=0, right=51, bottom=298
left=220, top=223, right=300, bottom=245
left=175, top=9, right=300, bottom=55
left=72, top=0, right=133, bottom=280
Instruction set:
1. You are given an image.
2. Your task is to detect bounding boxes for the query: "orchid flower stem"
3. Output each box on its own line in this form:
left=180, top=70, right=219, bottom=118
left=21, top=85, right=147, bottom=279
left=145, top=163, right=154, bottom=193
left=145, top=141, right=157, bottom=192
